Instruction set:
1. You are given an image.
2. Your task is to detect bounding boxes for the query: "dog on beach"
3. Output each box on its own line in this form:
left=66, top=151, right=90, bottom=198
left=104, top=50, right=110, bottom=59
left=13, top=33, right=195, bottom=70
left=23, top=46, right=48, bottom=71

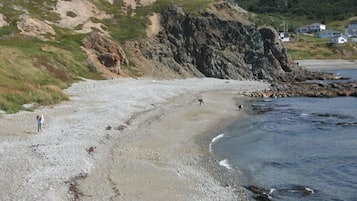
left=198, top=99, right=204, bottom=106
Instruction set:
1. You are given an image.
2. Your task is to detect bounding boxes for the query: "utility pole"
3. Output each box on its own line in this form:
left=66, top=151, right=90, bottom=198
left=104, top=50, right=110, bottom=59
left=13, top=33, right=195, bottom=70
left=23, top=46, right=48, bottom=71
left=283, top=21, right=286, bottom=33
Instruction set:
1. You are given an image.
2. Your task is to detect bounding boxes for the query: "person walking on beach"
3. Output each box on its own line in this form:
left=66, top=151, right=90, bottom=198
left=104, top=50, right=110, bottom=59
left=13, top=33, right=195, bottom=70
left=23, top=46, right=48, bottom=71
left=37, top=114, right=44, bottom=133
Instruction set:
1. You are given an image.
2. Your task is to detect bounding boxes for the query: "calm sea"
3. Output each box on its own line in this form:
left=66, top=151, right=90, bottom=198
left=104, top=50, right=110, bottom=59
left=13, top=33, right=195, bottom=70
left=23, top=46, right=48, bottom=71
left=212, top=68, right=357, bottom=201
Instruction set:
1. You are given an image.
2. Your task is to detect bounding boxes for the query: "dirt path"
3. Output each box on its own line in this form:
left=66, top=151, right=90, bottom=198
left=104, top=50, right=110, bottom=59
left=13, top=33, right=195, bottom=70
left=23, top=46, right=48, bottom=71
left=297, top=59, right=357, bottom=70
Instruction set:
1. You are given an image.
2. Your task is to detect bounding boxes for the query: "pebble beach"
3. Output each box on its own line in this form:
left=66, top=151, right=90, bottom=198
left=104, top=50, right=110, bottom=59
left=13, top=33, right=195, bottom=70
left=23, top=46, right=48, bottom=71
left=0, top=78, right=268, bottom=201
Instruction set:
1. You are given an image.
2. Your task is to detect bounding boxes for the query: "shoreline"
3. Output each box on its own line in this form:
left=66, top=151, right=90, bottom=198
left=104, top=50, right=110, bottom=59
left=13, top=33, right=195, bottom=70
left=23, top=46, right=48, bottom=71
left=0, top=78, right=268, bottom=201
left=198, top=97, right=260, bottom=195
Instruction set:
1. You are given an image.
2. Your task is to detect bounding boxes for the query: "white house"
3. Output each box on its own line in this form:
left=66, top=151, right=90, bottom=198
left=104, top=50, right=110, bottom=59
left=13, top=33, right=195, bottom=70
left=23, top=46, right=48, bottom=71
left=298, top=23, right=326, bottom=33
left=331, top=35, right=348, bottom=44
left=316, top=30, right=341, bottom=38
left=279, top=32, right=290, bottom=42
left=309, top=23, right=326, bottom=32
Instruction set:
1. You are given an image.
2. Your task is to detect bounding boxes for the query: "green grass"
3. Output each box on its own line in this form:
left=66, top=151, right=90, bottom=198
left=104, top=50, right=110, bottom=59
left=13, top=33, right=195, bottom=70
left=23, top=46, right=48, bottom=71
left=0, top=0, right=60, bottom=24
left=0, top=32, right=103, bottom=113
left=0, top=26, right=17, bottom=36
left=151, top=0, right=217, bottom=14
left=0, top=45, right=67, bottom=113
left=103, top=14, right=148, bottom=42
left=66, top=11, right=77, bottom=18
left=285, top=34, right=357, bottom=60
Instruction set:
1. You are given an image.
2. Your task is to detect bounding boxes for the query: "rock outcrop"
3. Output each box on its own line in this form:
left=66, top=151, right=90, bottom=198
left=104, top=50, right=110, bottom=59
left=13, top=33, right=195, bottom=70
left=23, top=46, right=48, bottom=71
left=245, top=185, right=317, bottom=201
left=136, top=2, right=303, bottom=81
left=82, top=32, right=129, bottom=74
left=16, top=15, right=56, bottom=40
left=0, top=13, right=8, bottom=27
left=251, top=80, right=357, bottom=98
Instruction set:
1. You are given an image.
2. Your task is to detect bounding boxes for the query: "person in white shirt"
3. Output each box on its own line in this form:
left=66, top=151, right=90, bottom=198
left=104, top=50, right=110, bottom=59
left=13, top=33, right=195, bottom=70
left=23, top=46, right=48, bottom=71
left=37, top=114, right=44, bottom=132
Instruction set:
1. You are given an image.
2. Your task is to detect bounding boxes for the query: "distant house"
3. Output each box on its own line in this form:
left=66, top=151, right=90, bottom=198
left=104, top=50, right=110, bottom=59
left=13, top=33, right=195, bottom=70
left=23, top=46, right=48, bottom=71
left=345, top=20, right=357, bottom=37
left=309, top=23, right=326, bottom=32
left=297, top=23, right=326, bottom=33
left=297, top=25, right=310, bottom=33
left=316, top=30, right=341, bottom=38
left=351, top=38, right=357, bottom=43
left=279, top=32, right=290, bottom=42
left=331, top=35, right=348, bottom=44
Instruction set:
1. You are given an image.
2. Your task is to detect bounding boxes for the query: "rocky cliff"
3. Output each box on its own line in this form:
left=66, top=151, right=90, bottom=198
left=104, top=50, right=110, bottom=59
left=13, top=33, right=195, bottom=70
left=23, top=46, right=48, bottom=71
left=131, top=2, right=304, bottom=81
left=127, top=1, right=357, bottom=98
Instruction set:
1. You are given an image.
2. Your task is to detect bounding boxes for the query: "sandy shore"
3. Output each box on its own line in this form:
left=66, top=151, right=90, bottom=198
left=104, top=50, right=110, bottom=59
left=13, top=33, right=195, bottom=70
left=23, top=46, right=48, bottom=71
left=296, top=59, right=357, bottom=71
left=0, top=78, right=269, bottom=201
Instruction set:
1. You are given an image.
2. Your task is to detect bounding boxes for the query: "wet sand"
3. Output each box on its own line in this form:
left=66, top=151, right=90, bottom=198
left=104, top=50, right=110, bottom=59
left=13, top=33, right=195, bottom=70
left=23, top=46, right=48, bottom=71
left=0, top=78, right=268, bottom=201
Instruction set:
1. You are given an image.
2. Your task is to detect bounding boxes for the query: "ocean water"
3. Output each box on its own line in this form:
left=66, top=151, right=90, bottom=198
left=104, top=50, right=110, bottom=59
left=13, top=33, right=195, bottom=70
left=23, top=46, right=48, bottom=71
left=212, top=69, right=357, bottom=201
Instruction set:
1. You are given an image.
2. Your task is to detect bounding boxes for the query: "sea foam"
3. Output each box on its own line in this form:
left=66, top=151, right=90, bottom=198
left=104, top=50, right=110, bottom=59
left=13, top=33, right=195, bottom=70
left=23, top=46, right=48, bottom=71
left=219, top=159, right=232, bottom=170
left=209, top=134, right=224, bottom=152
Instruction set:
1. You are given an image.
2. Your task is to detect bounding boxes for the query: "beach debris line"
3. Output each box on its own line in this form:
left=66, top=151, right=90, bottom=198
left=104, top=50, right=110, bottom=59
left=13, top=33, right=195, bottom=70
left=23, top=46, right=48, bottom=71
left=65, top=173, right=89, bottom=201
left=108, top=176, right=121, bottom=199
left=116, top=124, right=126, bottom=131
left=106, top=124, right=127, bottom=131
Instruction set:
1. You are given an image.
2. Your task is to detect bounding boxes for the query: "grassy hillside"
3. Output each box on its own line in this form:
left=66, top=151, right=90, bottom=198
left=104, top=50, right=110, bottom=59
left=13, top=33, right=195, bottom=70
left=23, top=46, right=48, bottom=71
left=284, top=34, right=357, bottom=60
left=0, top=33, right=103, bottom=113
